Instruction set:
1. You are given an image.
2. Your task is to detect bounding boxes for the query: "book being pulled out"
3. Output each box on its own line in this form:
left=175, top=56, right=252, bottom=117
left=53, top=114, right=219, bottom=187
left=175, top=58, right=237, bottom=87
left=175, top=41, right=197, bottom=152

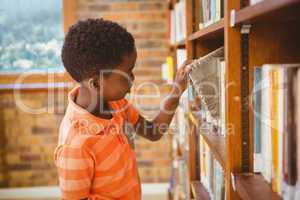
left=188, top=47, right=225, bottom=133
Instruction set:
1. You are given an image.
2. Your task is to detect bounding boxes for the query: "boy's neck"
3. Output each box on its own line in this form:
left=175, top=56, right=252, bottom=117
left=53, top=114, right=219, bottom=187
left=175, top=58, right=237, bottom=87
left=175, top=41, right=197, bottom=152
left=75, top=85, right=113, bottom=119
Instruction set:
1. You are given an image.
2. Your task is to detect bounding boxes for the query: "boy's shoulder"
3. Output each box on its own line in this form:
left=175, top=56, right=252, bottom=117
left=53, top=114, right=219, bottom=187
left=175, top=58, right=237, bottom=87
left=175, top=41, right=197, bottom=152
left=58, top=116, right=100, bottom=149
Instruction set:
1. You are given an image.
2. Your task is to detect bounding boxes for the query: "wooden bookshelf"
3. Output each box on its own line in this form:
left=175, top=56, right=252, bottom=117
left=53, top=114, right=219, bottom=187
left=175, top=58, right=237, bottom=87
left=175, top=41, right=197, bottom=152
left=234, top=0, right=300, bottom=25
left=168, top=0, right=300, bottom=200
left=188, top=19, right=224, bottom=41
left=200, top=132, right=226, bottom=169
left=191, top=181, right=211, bottom=200
left=170, top=39, right=186, bottom=49
left=235, top=174, right=281, bottom=200
left=188, top=112, right=226, bottom=169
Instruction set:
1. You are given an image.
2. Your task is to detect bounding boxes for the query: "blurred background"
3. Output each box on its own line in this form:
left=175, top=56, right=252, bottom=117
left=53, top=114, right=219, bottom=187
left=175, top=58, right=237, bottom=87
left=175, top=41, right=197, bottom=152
left=0, top=0, right=172, bottom=199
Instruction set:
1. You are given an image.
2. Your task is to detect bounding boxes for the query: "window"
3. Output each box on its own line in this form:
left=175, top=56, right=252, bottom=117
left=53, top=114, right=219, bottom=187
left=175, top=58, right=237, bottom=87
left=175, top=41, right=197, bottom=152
left=0, top=0, right=64, bottom=73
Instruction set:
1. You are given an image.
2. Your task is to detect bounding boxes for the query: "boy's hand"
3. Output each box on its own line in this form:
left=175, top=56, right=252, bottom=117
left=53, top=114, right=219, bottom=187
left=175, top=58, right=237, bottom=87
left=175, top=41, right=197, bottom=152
left=173, top=60, right=193, bottom=95
left=136, top=60, right=193, bottom=141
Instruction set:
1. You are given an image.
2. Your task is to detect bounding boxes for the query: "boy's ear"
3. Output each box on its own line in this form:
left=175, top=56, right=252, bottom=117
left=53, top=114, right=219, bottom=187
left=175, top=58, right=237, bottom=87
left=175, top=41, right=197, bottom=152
left=88, top=77, right=99, bottom=89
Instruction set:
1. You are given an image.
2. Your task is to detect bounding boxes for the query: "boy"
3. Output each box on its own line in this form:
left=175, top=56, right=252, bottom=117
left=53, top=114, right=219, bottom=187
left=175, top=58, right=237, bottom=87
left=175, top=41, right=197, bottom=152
left=54, top=18, right=191, bottom=200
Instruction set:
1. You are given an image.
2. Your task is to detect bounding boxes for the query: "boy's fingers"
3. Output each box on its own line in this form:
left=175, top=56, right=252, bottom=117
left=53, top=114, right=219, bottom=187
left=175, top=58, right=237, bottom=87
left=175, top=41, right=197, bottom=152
left=185, top=64, right=192, bottom=73
left=182, top=60, right=193, bottom=67
left=179, top=59, right=193, bottom=73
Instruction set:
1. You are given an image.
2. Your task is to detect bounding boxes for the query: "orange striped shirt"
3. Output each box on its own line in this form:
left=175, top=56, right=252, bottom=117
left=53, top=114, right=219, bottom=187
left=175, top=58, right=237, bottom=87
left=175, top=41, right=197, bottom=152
left=54, top=86, right=141, bottom=200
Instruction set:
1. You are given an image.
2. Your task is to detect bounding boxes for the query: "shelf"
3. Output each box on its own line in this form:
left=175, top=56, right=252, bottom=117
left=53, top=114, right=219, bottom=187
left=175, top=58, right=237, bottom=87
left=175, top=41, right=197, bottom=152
left=191, top=181, right=211, bottom=200
left=188, top=19, right=224, bottom=41
left=235, top=0, right=300, bottom=25
left=169, top=39, right=186, bottom=49
left=200, top=131, right=226, bottom=169
left=188, top=112, right=226, bottom=169
left=235, top=173, right=281, bottom=200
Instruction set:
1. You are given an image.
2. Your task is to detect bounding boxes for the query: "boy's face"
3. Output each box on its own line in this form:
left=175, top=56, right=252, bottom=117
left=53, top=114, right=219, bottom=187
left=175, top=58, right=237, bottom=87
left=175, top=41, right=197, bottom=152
left=100, top=49, right=137, bottom=101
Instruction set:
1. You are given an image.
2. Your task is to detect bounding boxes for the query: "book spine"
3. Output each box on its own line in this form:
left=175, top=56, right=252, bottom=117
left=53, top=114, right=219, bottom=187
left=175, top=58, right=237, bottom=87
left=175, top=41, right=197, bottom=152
left=174, top=3, right=180, bottom=42
left=221, top=0, right=224, bottom=18
left=253, top=67, right=262, bottom=173
left=215, top=0, right=219, bottom=21
left=166, top=56, right=174, bottom=83
left=277, top=68, right=284, bottom=196
left=170, top=10, right=176, bottom=44
left=209, top=150, right=214, bottom=196
left=220, top=59, right=226, bottom=137
left=202, top=0, right=207, bottom=27
left=181, top=0, right=187, bottom=40
left=297, top=69, right=300, bottom=197
left=261, top=65, right=272, bottom=183
left=199, top=0, right=204, bottom=29
left=176, top=49, right=187, bottom=69
left=253, top=67, right=262, bottom=153
left=211, top=0, right=216, bottom=23
left=270, top=68, right=280, bottom=193
left=283, top=68, right=298, bottom=186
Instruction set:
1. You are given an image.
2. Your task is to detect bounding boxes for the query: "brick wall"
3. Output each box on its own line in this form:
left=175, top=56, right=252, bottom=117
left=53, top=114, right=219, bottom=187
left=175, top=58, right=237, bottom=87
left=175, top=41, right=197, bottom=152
left=0, top=0, right=172, bottom=187
left=0, top=89, right=68, bottom=187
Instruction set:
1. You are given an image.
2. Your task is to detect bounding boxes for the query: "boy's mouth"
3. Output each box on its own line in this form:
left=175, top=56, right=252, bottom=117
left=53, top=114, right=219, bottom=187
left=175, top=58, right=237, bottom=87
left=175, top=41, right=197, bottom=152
left=128, top=86, right=132, bottom=93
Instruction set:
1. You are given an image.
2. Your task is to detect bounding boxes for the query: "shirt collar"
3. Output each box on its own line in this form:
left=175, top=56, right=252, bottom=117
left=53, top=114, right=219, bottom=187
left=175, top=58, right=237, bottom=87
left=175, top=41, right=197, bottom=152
left=65, top=86, right=123, bottom=135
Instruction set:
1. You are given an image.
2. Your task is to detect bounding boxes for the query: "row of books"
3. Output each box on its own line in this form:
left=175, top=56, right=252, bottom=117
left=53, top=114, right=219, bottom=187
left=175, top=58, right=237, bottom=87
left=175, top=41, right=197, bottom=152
left=253, top=64, right=300, bottom=199
left=169, top=89, right=191, bottom=200
left=189, top=47, right=226, bottom=137
left=183, top=47, right=227, bottom=199
left=170, top=0, right=186, bottom=44
left=169, top=47, right=226, bottom=199
left=198, top=0, right=263, bottom=30
left=199, top=0, right=224, bottom=29
left=199, top=135, right=225, bottom=200
left=161, top=49, right=187, bottom=83
left=170, top=0, right=263, bottom=42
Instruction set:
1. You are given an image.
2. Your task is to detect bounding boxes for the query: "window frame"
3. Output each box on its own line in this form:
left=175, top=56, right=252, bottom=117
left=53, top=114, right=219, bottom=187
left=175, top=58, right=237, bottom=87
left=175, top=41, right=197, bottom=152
left=0, top=0, right=77, bottom=87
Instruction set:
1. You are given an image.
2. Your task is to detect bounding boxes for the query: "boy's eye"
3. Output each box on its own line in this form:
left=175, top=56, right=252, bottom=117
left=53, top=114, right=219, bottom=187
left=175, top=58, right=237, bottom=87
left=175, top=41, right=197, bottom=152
left=130, top=72, right=134, bottom=79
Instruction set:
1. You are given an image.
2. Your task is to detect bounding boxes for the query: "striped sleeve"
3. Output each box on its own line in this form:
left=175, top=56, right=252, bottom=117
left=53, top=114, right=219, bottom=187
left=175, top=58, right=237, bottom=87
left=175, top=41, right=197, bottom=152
left=54, top=144, right=95, bottom=199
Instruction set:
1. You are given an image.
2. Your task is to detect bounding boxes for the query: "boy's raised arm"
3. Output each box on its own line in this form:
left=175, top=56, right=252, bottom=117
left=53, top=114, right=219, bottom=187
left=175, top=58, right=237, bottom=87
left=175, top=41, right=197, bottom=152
left=135, top=60, right=192, bottom=141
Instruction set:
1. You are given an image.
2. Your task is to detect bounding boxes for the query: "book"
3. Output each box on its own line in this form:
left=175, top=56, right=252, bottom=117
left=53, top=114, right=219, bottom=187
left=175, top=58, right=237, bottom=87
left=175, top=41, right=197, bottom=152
left=178, top=90, right=189, bottom=147
left=253, top=64, right=300, bottom=197
left=176, top=49, right=187, bottom=69
left=199, top=0, right=224, bottom=29
left=199, top=135, right=225, bottom=199
left=270, top=68, right=280, bottom=193
left=219, top=59, right=226, bottom=137
left=253, top=67, right=263, bottom=173
left=161, top=56, right=174, bottom=83
left=189, top=47, right=225, bottom=132
left=178, top=159, right=190, bottom=200
left=174, top=0, right=186, bottom=43
left=199, top=0, right=204, bottom=29
left=282, top=66, right=298, bottom=187
left=169, top=91, right=191, bottom=200
left=170, top=9, right=176, bottom=44
left=260, top=65, right=272, bottom=183
left=277, top=68, right=285, bottom=196
left=295, top=69, right=300, bottom=199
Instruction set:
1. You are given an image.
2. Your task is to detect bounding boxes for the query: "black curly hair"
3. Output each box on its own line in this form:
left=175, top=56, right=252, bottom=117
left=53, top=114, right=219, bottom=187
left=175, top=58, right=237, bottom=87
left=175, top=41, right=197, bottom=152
left=62, top=18, right=135, bottom=82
